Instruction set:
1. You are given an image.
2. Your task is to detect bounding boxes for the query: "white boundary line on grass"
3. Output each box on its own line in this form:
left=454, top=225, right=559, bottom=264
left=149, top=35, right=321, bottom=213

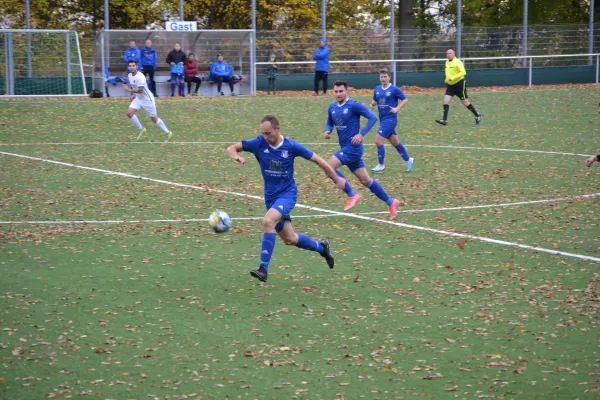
left=0, top=141, right=592, bottom=157
left=2, top=193, right=599, bottom=225
left=2, top=150, right=599, bottom=263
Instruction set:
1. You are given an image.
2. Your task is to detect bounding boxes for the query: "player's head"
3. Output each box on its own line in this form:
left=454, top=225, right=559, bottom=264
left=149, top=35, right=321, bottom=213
left=174, top=43, right=181, bottom=51
left=217, top=53, right=224, bottom=62
left=260, top=115, right=281, bottom=146
left=129, top=40, right=136, bottom=49
left=379, top=68, right=391, bottom=86
left=319, top=38, right=326, bottom=47
left=333, top=80, right=348, bottom=104
left=446, top=48, right=455, bottom=60
left=145, top=39, right=152, bottom=48
left=128, top=60, right=138, bottom=74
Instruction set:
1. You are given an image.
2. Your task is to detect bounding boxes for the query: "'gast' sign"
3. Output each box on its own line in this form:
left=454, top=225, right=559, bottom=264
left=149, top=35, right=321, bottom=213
left=166, top=21, right=197, bottom=31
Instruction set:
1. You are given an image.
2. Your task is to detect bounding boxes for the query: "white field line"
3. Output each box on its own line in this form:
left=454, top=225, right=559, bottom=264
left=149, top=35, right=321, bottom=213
left=0, top=141, right=592, bottom=157
left=2, top=150, right=599, bottom=263
left=2, top=193, right=599, bottom=225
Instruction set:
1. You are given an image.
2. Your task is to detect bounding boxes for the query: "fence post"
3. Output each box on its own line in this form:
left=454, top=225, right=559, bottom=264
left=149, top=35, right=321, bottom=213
left=6, top=32, right=14, bottom=96
left=457, top=0, right=462, bottom=58
left=251, top=0, right=257, bottom=96
left=66, top=32, right=72, bottom=94
left=26, top=0, right=32, bottom=78
left=522, top=0, right=528, bottom=68
left=390, top=0, right=396, bottom=85
left=528, top=57, right=532, bottom=88
left=321, top=0, right=326, bottom=40
left=596, top=55, right=599, bottom=84
left=589, top=0, right=595, bottom=65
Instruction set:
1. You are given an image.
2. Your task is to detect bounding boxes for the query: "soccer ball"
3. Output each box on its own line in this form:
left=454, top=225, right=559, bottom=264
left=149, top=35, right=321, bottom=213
left=208, top=210, right=231, bottom=233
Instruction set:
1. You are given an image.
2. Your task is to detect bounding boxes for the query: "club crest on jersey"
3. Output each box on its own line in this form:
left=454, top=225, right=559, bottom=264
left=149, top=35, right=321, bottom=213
left=343, top=108, right=349, bottom=114
left=386, top=92, right=391, bottom=96
left=281, top=150, right=289, bottom=159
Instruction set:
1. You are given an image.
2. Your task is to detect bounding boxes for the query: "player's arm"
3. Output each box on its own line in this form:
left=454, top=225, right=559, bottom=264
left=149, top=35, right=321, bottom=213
left=585, top=154, right=599, bottom=167
left=309, top=153, right=346, bottom=191
left=324, top=109, right=334, bottom=139
left=391, top=89, right=408, bottom=114
left=226, top=142, right=247, bottom=165
left=370, top=91, right=377, bottom=108
left=351, top=103, right=377, bottom=144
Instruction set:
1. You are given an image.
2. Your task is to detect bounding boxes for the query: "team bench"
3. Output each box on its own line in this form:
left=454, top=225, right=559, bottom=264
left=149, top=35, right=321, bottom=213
left=104, top=65, right=244, bottom=97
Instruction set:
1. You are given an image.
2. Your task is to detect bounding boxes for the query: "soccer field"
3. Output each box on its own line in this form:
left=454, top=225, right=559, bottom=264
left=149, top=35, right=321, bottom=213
left=0, top=88, right=599, bottom=399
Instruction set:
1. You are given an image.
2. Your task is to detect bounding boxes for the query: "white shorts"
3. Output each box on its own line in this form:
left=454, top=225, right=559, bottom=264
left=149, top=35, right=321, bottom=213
left=129, top=97, right=157, bottom=118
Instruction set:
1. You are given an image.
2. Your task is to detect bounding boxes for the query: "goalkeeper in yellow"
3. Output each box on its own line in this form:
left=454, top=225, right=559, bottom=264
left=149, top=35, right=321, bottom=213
left=436, top=49, right=481, bottom=126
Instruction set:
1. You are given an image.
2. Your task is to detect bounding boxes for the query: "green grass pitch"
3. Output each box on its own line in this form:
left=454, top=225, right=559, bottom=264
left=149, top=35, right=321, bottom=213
left=0, top=87, right=599, bottom=399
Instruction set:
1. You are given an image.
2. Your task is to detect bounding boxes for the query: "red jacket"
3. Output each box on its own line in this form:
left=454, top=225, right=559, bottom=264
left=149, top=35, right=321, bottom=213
left=184, top=59, right=198, bottom=78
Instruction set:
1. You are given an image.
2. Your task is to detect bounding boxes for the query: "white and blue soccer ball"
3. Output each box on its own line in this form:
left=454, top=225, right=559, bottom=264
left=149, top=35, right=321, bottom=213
left=208, top=210, right=231, bottom=233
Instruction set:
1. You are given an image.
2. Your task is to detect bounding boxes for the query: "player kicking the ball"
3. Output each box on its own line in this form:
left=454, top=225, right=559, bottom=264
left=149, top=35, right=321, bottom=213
left=370, top=68, right=413, bottom=173
left=324, top=80, right=401, bottom=219
left=123, top=60, right=173, bottom=142
left=226, top=115, right=346, bottom=283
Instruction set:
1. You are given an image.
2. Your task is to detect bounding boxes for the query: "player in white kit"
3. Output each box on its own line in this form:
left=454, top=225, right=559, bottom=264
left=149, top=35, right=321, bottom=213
left=124, top=60, right=173, bottom=142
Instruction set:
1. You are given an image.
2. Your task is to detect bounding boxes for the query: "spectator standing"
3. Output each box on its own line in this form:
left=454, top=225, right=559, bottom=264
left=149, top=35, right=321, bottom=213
left=184, top=53, right=202, bottom=96
left=141, top=39, right=157, bottom=97
left=266, top=54, right=277, bottom=95
left=313, top=38, right=330, bottom=96
left=123, top=40, right=142, bottom=74
left=166, top=43, right=187, bottom=96
left=210, top=54, right=235, bottom=96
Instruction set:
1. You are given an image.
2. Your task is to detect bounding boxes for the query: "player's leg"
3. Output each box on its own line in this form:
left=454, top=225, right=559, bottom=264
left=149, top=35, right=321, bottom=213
left=372, top=133, right=386, bottom=172
left=313, top=72, right=320, bottom=95
left=225, top=76, right=234, bottom=95
left=170, top=73, right=177, bottom=96
left=185, top=78, right=192, bottom=95
left=216, top=76, right=224, bottom=95
left=194, top=77, right=201, bottom=94
left=436, top=91, right=452, bottom=125
left=127, top=100, right=146, bottom=141
left=388, top=133, right=414, bottom=172
left=250, top=207, right=283, bottom=282
left=178, top=76, right=185, bottom=96
left=322, top=72, right=328, bottom=95
left=459, top=82, right=481, bottom=124
left=278, top=221, right=335, bottom=269
left=327, top=153, right=359, bottom=211
left=353, top=167, right=400, bottom=220
left=146, top=104, right=172, bottom=142
left=267, top=78, right=273, bottom=95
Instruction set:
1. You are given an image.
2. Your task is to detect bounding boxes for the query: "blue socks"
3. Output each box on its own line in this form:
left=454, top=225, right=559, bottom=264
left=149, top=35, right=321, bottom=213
left=296, top=233, right=324, bottom=255
left=367, top=179, right=393, bottom=206
left=377, top=145, right=386, bottom=165
left=259, top=232, right=277, bottom=271
left=170, top=83, right=175, bottom=96
left=395, top=143, right=410, bottom=162
left=334, top=170, right=356, bottom=197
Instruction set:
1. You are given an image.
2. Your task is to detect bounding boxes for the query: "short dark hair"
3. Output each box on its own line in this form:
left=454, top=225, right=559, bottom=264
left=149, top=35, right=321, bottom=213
left=379, top=68, right=390, bottom=76
left=333, top=80, right=348, bottom=89
left=261, top=115, right=280, bottom=129
left=127, top=60, right=138, bottom=66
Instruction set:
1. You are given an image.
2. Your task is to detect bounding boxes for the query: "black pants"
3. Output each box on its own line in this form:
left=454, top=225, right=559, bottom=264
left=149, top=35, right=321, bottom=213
left=142, top=66, right=156, bottom=96
left=215, top=76, right=234, bottom=93
left=185, top=77, right=202, bottom=94
left=314, top=71, right=328, bottom=94
left=267, top=78, right=276, bottom=94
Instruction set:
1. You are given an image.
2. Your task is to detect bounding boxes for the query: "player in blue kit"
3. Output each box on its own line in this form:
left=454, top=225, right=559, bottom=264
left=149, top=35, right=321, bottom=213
left=324, top=80, right=401, bottom=219
left=226, top=115, right=346, bottom=283
left=370, top=68, right=414, bottom=173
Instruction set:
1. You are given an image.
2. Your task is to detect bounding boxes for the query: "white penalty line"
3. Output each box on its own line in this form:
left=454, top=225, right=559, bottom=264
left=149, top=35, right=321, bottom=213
left=0, top=142, right=592, bottom=157
left=1, top=150, right=599, bottom=263
left=3, top=193, right=600, bottom=225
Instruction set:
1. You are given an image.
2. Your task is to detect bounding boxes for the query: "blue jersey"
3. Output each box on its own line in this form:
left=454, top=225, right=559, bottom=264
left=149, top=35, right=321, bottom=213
left=373, top=85, right=407, bottom=123
left=242, top=135, right=314, bottom=202
left=325, top=99, right=377, bottom=147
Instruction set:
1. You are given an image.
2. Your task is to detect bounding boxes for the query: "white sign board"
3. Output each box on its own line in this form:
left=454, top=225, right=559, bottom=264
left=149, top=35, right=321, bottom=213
left=166, top=21, right=197, bottom=31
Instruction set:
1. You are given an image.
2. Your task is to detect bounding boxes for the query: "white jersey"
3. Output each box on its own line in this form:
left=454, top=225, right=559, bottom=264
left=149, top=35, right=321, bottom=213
left=127, top=71, right=153, bottom=102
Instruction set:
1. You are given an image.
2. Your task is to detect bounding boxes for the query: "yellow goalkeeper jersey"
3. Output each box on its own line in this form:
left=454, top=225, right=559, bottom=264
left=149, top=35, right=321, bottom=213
left=445, top=57, right=466, bottom=85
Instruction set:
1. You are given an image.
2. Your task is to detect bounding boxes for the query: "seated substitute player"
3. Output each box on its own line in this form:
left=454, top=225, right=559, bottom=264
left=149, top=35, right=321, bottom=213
left=370, top=68, right=414, bottom=173
left=123, top=60, right=173, bottom=142
left=435, top=48, right=481, bottom=126
left=226, top=115, right=347, bottom=283
left=324, top=80, right=401, bottom=219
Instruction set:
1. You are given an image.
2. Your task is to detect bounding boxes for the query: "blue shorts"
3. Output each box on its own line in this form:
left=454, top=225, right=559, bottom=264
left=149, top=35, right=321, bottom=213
left=377, top=121, right=397, bottom=139
left=334, top=145, right=365, bottom=173
left=170, top=73, right=183, bottom=83
left=266, top=196, right=296, bottom=233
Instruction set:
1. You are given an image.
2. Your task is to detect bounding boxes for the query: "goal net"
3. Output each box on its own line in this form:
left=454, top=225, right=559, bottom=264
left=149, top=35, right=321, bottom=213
left=0, top=30, right=87, bottom=97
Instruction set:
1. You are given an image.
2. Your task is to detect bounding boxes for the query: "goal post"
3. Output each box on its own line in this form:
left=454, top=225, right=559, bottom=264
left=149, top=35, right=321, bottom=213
left=0, top=29, right=87, bottom=97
